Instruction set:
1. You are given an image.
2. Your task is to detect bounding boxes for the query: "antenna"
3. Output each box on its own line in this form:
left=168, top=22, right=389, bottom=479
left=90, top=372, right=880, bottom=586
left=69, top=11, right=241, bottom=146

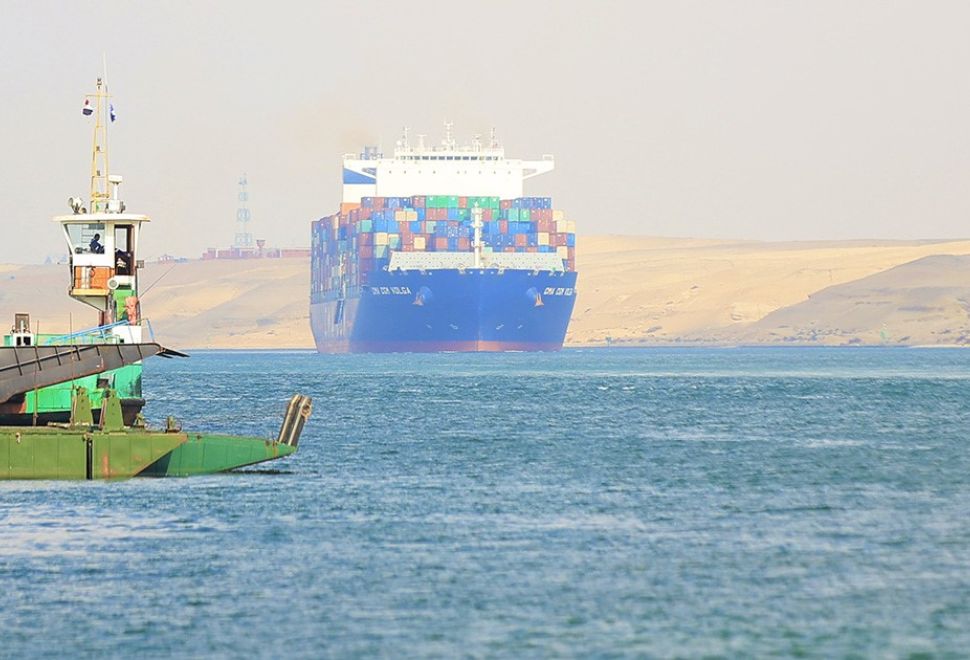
left=234, top=174, right=253, bottom=248
left=86, top=77, right=111, bottom=211
left=442, top=121, right=455, bottom=150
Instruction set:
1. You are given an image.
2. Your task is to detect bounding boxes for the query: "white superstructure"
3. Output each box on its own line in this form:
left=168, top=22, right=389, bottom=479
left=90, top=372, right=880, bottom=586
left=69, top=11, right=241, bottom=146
left=341, top=125, right=554, bottom=203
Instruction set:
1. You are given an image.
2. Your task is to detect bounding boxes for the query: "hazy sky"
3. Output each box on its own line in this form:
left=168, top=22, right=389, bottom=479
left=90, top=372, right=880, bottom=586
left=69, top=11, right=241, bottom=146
left=1, top=0, right=968, bottom=263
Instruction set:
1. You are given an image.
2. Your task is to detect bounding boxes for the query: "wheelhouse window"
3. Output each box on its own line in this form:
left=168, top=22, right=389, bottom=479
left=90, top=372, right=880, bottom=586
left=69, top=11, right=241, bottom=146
left=67, top=223, right=106, bottom=254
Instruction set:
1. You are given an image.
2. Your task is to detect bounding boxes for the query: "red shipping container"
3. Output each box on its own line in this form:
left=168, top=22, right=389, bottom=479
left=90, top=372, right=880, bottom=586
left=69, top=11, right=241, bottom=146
left=483, top=208, right=494, bottom=221
left=500, top=200, right=512, bottom=210
left=514, top=234, right=527, bottom=246
left=373, top=198, right=385, bottom=210
left=458, top=238, right=470, bottom=250
left=359, top=233, right=374, bottom=246
left=435, top=237, right=449, bottom=250
left=527, top=247, right=537, bottom=253
left=458, top=197, right=468, bottom=209
left=499, top=220, right=508, bottom=233
left=504, top=247, right=515, bottom=253
left=413, top=196, right=426, bottom=208
left=555, top=233, right=567, bottom=246
left=359, top=245, right=374, bottom=259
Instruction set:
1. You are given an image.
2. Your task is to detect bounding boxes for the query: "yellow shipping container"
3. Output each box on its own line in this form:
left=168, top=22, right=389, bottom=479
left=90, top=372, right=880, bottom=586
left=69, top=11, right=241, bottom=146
left=405, top=210, right=418, bottom=221
left=555, top=220, right=567, bottom=233
left=566, top=220, right=576, bottom=233
left=394, top=210, right=407, bottom=222
left=537, top=232, right=550, bottom=246
left=414, top=235, right=426, bottom=250
left=375, top=232, right=389, bottom=246
left=557, top=246, right=569, bottom=259
left=552, top=210, right=565, bottom=222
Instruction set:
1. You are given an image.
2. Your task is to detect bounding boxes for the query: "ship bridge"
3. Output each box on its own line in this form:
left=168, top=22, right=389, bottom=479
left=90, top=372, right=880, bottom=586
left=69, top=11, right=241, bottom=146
left=341, top=126, right=554, bottom=203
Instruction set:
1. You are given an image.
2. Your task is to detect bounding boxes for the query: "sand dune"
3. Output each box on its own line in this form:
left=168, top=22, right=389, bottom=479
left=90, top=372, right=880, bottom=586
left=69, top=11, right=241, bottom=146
left=3, top=235, right=970, bottom=348
left=731, top=255, right=970, bottom=345
left=570, top=236, right=970, bottom=345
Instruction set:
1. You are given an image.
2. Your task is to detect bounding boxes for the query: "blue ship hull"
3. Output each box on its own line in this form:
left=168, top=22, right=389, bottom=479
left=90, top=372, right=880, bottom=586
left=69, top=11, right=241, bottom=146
left=311, top=269, right=577, bottom=353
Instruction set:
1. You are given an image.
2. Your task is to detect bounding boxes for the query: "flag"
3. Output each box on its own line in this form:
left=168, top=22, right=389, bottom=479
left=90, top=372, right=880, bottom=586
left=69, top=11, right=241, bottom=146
left=82, top=99, right=93, bottom=116
left=109, top=103, right=116, bottom=122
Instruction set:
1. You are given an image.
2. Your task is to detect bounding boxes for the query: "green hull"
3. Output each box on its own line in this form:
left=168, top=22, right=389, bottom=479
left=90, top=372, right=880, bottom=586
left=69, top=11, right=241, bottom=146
left=1, top=334, right=145, bottom=425
left=140, top=434, right=298, bottom=477
left=0, top=426, right=186, bottom=480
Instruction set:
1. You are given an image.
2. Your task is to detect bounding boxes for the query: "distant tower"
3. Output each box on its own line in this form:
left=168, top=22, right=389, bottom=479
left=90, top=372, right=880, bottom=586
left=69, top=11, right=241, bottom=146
left=234, top=174, right=254, bottom=248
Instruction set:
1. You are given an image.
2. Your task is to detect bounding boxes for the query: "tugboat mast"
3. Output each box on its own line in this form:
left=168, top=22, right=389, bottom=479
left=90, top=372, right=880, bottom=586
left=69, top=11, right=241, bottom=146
left=86, top=77, right=111, bottom=213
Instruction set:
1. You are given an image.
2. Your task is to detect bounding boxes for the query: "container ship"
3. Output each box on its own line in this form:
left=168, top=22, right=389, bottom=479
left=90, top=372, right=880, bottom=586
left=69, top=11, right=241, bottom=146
left=310, top=128, right=577, bottom=352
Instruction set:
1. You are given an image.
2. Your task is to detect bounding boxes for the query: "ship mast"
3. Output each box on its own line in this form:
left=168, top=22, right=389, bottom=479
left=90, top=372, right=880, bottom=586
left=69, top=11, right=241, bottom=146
left=86, top=77, right=111, bottom=213
left=472, top=206, right=484, bottom=268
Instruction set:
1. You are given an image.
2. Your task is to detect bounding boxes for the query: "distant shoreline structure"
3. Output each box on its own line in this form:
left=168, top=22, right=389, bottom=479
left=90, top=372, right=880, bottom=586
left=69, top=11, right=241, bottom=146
left=201, top=245, right=310, bottom=260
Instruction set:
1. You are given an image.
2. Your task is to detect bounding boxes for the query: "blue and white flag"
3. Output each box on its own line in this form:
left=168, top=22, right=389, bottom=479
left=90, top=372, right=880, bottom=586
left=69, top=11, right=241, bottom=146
left=109, top=103, right=116, bottom=122
left=82, top=98, right=93, bottom=116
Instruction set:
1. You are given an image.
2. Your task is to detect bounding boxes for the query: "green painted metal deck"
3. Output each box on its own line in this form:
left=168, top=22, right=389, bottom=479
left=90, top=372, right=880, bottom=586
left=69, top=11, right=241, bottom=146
left=139, top=434, right=298, bottom=477
left=0, top=426, right=187, bottom=480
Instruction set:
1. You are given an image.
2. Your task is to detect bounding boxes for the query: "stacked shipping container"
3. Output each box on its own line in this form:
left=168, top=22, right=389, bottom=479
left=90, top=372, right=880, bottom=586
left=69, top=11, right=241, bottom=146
left=311, top=196, right=576, bottom=302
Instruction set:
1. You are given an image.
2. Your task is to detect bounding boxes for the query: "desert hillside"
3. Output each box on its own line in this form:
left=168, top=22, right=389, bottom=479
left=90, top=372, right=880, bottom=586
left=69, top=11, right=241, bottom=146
left=570, top=236, right=970, bottom=345
left=2, top=235, right=970, bottom=348
left=730, top=255, right=970, bottom=346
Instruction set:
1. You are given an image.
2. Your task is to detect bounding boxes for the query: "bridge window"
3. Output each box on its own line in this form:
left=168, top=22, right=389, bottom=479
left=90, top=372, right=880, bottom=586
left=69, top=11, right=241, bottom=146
left=66, top=222, right=106, bottom=254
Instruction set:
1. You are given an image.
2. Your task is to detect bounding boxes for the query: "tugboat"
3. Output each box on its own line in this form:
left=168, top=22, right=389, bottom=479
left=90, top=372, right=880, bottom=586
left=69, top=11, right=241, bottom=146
left=2, top=76, right=150, bottom=426
left=0, top=75, right=314, bottom=478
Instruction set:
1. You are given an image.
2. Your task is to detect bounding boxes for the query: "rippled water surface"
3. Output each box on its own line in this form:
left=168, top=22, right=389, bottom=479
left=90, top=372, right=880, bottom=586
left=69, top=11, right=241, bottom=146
left=2, top=348, right=970, bottom=657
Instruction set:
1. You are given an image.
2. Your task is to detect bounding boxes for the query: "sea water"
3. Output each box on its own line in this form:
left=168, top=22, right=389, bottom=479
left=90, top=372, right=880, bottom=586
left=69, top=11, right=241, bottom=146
left=1, top=348, right=969, bottom=657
